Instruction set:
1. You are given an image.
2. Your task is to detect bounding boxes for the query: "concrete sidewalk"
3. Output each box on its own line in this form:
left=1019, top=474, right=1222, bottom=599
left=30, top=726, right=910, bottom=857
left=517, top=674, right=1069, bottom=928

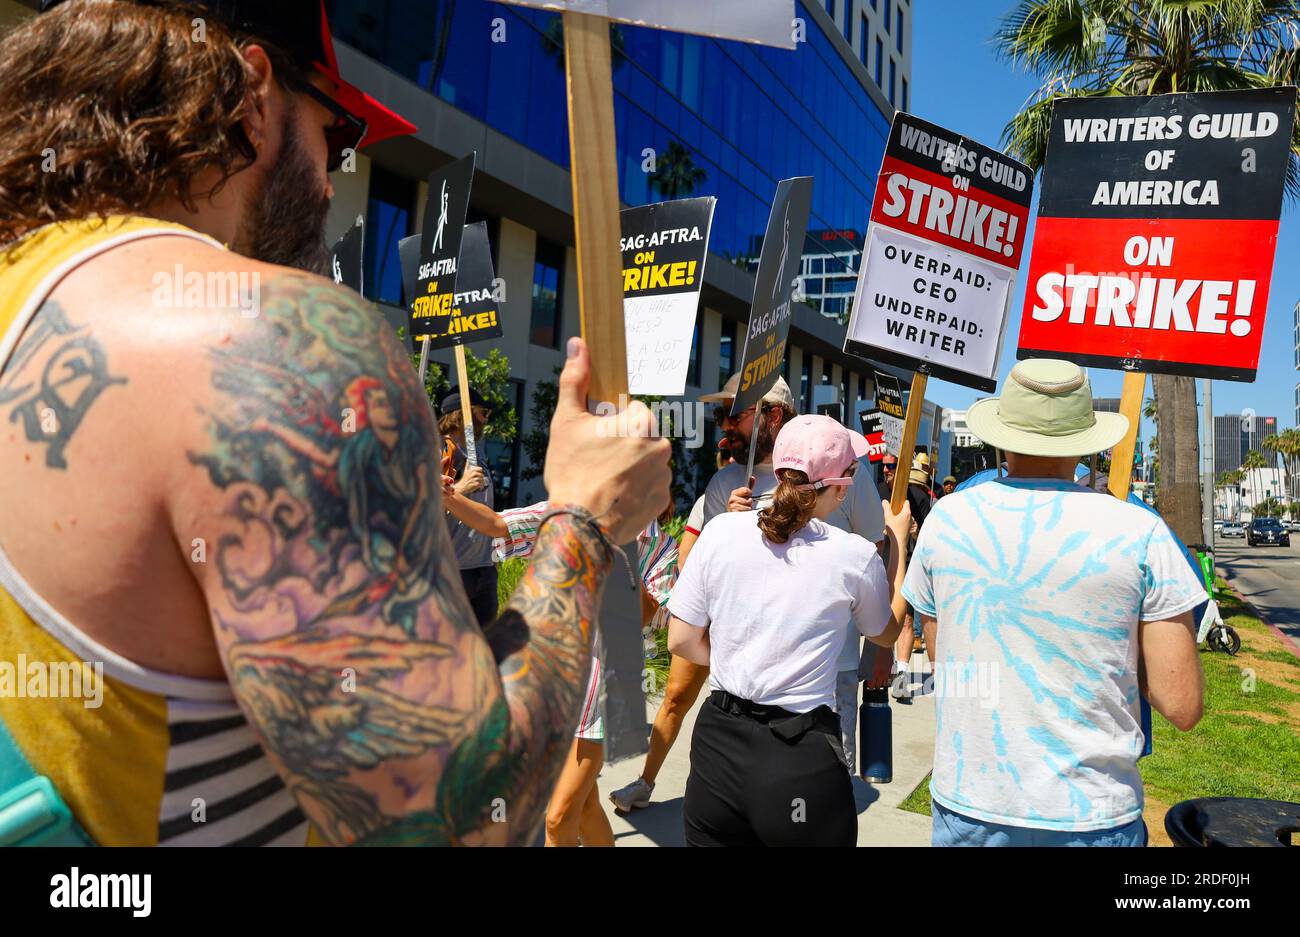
left=596, top=656, right=935, bottom=847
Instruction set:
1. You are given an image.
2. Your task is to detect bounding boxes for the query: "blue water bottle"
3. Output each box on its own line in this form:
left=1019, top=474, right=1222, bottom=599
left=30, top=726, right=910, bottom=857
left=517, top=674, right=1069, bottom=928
left=858, top=687, right=892, bottom=783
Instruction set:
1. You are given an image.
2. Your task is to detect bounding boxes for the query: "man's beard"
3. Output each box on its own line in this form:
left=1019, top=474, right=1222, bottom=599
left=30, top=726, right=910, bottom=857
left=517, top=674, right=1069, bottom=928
left=238, top=114, right=331, bottom=273
left=721, top=413, right=779, bottom=463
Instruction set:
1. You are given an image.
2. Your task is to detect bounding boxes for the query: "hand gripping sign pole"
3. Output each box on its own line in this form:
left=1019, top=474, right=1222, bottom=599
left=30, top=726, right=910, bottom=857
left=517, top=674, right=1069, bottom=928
left=562, top=10, right=650, bottom=763
left=500, top=0, right=797, bottom=762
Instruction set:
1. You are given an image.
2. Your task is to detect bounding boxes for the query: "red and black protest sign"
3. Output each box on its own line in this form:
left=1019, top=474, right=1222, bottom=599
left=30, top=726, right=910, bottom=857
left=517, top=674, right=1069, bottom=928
left=859, top=408, right=887, bottom=462
left=1018, top=88, right=1297, bottom=381
left=731, top=176, right=813, bottom=416
left=409, top=153, right=476, bottom=350
left=329, top=215, right=364, bottom=296
left=845, top=113, right=1033, bottom=393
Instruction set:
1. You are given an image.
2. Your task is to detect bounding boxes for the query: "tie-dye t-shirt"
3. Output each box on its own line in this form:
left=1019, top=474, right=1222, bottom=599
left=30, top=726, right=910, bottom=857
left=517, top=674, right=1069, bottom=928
left=901, top=477, right=1205, bottom=831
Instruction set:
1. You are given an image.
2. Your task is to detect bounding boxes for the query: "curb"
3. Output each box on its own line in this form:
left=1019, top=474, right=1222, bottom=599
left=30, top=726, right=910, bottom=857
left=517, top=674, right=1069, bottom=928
left=1217, top=564, right=1300, bottom=661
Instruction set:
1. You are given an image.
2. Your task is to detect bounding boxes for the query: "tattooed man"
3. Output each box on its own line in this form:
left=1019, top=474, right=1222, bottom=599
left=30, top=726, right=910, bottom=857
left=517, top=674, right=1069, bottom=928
left=0, top=0, right=670, bottom=846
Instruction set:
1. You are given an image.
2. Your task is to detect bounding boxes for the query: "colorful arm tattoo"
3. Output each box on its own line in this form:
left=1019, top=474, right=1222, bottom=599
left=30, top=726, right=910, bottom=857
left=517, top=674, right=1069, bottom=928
left=185, top=273, right=609, bottom=845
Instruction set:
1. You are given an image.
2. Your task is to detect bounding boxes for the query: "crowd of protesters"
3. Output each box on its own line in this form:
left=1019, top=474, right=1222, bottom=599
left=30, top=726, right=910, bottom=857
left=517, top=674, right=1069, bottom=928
left=441, top=358, right=1206, bottom=848
left=0, top=0, right=1206, bottom=851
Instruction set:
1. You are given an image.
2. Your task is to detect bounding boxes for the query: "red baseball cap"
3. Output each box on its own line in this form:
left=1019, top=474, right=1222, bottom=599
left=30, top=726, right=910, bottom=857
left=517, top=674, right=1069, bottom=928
left=40, top=0, right=417, bottom=150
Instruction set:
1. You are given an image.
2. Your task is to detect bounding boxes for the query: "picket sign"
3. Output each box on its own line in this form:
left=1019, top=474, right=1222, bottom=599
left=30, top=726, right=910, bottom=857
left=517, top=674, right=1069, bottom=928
left=507, top=0, right=797, bottom=761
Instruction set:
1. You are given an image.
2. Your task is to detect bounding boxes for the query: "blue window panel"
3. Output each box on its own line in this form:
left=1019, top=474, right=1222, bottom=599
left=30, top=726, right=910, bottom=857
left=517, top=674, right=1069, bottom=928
left=680, top=35, right=702, bottom=112
left=659, top=32, right=681, bottom=96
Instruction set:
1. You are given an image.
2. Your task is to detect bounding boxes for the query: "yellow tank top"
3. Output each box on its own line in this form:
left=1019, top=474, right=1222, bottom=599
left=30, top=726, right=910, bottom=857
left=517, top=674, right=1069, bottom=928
left=0, top=216, right=313, bottom=846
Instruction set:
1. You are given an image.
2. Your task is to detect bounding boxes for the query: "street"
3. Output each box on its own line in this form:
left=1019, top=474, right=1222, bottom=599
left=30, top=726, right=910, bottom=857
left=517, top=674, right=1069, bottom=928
left=1214, top=540, right=1300, bottom=653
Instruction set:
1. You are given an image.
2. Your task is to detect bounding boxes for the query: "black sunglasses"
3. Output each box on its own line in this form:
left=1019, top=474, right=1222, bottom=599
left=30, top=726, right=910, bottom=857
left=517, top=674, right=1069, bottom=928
left=712, top=402, right=771, bottom=424
left=298, top=82, right=368, bottom=173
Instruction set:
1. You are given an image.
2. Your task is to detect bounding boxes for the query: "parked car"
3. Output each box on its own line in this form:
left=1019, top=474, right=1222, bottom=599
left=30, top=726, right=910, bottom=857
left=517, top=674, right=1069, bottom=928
left=1222, top=522, right=1245, bottom=538
left=1248, top=517, right=1290, bottom=547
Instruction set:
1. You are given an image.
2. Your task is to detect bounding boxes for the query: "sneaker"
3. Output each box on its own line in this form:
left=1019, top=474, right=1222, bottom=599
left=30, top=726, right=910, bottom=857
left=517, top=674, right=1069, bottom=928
left=889, top=669, right=912, bottom=703
left=609, top=777, right=654, bottom=814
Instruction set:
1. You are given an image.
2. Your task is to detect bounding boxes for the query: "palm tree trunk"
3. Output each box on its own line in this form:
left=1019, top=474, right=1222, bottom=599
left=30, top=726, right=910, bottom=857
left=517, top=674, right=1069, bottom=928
left=1154, top=374, right=1203, bottom=542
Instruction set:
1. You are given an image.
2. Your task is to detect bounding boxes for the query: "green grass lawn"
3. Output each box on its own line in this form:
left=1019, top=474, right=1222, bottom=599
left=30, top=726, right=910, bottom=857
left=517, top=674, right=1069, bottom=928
left=899, top=584, right=1300, bottom=819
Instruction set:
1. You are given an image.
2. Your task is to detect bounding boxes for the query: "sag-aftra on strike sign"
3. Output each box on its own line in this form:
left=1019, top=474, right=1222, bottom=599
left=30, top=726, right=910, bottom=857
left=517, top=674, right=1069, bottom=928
left=1018, top=88, right=1297, bottom=381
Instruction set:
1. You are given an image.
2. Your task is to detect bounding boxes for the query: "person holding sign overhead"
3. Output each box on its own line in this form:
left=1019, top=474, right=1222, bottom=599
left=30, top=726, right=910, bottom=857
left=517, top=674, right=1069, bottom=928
left=0, top=0, right=674, bottom=848
left=669, top=415, right=910, bottom=846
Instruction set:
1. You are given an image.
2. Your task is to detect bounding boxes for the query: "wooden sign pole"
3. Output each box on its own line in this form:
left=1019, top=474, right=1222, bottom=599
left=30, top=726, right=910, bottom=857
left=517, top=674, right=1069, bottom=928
left=454, top=344, right=478, bottom=467
left=1107, top=371, right=1146, bottom=501
left=417, top=336, right=432, bottom=386
left=889, top=372, right=929, bottom=514
left=563, top=11, right=629, bottom=407
left=864, top=370, right=928, bottom=692
left=562, top=10, right=646, bottom=763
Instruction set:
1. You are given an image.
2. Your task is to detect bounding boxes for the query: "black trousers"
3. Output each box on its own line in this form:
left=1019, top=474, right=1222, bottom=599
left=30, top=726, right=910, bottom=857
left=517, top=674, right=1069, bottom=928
left=460, top=566, right=499, bottom=629
left=684, top=690, right=856, bottom=847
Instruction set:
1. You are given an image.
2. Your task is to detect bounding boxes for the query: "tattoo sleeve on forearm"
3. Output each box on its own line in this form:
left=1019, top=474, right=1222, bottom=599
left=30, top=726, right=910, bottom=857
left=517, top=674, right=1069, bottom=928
left=190, top=273, right=609, bottom=845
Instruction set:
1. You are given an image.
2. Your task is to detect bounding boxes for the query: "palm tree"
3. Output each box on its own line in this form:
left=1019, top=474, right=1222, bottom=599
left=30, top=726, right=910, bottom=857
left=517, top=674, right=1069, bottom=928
left=1276, top=426, right=1300, bottom=505
left=1262, top=432, right=1286, bottom=506
left=1243, top=449, right=1268, bottom=519
left=649, top=140, right=708, bottom=200
left=995, top=0, right=1300, bottom=544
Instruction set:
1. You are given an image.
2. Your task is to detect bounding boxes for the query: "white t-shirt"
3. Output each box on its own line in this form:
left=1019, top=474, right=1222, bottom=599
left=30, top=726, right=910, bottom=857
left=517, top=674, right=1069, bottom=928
left=684, top=494, right=706, bottom=536
left=668, top=511, right=891, bottom=712
left=701, top=461, right=776, bottom=526
left=902, top=477, right=1206, bottom=832
left=702, top=460, right=886, bottom=671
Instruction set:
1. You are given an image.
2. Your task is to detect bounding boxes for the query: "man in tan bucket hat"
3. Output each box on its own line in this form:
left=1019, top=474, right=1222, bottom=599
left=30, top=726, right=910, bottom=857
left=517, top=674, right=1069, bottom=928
left=901, top=359, right=1206, bottom=847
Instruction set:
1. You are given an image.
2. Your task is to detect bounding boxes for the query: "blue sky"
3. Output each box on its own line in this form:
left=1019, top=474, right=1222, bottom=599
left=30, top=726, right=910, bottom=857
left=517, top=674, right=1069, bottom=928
left=911, top=0, right=1298, bottom=439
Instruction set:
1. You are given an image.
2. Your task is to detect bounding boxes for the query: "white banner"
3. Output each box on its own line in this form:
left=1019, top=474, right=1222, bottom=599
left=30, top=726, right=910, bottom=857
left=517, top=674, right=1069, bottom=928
left=495, top=0, right=796, bottom=49
left=848, top=225, right=1012, bottom=388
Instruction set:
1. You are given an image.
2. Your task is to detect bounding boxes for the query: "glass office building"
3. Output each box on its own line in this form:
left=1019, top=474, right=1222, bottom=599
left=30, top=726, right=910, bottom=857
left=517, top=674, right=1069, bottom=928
left=326, top=0, right=891, bottom=308
left=319, top=1, right=912, bottom=505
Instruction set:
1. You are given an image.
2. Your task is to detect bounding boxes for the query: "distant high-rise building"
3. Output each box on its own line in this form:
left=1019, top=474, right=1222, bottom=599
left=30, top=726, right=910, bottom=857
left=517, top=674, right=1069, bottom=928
left=1214, top=413, right=1278, bottom=476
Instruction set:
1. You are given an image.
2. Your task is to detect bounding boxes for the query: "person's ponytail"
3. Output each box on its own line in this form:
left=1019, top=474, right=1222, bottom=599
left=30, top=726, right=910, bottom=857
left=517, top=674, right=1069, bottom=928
left=757, top=469, right=818, bottom=544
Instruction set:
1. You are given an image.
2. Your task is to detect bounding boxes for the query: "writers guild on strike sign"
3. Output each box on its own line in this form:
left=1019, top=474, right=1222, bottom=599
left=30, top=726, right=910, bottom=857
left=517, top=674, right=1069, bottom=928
left=846, top=113, right=1031, bottom=393
left=1018, top=88, right=1294, bottom=381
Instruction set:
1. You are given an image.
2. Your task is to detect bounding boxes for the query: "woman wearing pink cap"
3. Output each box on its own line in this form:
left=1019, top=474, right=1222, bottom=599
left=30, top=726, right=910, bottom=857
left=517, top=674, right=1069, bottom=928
left=668, top=415, right=911, bottom=846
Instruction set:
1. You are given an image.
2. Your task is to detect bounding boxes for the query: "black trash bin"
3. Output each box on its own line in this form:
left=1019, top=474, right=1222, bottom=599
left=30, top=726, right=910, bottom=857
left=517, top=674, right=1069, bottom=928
left=1165, top=797, right=1300, bottom=847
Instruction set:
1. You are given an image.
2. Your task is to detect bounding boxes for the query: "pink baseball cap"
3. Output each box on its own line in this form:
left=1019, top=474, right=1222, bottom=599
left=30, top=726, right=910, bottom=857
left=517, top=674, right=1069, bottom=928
left=772, top=415, right=871, bottom=491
